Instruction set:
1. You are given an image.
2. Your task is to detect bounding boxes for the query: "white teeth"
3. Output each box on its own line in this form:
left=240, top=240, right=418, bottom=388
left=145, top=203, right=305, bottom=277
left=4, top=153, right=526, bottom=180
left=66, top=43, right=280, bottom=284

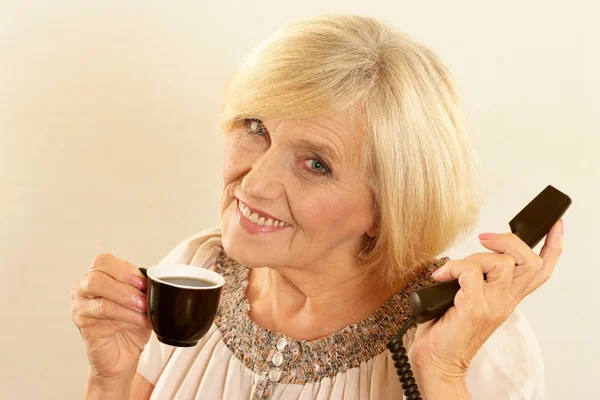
left=238, top=200, right=286, bottom=228
left=242, top=207, right=251, bottom=218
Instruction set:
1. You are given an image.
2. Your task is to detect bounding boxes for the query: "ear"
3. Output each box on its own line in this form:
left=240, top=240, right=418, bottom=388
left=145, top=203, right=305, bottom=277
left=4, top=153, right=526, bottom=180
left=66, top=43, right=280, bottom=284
left=365, top=194, right=380, bottom=238
left=366, top=221, right=379, bottom=238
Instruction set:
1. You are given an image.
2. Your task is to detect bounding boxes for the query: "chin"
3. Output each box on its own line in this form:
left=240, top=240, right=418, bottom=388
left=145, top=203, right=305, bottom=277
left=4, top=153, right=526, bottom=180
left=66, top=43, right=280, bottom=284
left=220, top=209, right=265, bottom=268
left=221, top=235, right=270, bottom=269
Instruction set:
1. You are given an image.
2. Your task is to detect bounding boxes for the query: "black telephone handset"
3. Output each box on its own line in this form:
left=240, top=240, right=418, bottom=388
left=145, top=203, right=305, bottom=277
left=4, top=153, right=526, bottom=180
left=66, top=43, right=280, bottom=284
left=387, top=185, right=572, bottom=399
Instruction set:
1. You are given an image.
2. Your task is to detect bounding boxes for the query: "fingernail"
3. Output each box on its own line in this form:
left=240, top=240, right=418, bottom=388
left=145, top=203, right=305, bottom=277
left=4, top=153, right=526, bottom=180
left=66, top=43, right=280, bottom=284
left=129, top=275, right=146, bottom=290
left=134, top=296, right=147, bottom=311
left=478, top=233, right=496, bottom=240
left=431, top=269, right=440, bottom=279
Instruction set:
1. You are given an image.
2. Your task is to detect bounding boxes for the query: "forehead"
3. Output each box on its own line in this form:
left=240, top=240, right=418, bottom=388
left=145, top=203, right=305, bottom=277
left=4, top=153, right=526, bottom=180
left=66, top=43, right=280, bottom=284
left=267, top=112, right=359, bottom=136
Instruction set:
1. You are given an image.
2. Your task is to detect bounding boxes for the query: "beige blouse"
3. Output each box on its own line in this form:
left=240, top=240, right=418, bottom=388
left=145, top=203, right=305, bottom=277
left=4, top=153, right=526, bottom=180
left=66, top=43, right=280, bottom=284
left=137, top=226, right=545, bottom=399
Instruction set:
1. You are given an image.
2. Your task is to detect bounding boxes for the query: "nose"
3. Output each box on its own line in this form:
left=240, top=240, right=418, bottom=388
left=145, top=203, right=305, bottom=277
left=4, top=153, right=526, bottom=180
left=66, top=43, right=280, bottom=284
left=241, top=149, right=286, bottom=201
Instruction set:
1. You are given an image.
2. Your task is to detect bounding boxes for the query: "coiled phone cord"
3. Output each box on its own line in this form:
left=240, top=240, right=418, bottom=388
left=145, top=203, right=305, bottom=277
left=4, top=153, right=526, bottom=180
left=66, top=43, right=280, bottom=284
left=386, top=315, right=421, bottom=400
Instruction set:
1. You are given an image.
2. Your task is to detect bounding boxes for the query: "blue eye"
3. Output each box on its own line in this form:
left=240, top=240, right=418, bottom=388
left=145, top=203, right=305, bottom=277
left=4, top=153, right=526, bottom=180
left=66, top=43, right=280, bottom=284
left=305, top=159, right=330, bottom=175
left=248, top=119, right=266, bottom=137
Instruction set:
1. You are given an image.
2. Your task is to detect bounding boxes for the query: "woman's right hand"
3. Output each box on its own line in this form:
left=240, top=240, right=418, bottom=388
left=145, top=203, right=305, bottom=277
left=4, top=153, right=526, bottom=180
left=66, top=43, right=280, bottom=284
left=71, top=254, right=152, bottom=383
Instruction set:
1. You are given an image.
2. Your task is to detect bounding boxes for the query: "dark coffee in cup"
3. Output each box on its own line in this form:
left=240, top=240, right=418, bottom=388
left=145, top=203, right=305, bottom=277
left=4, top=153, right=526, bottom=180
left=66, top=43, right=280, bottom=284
left=160, top=277, right=215, bottom=287
left=140, top=264, right=225, bottom=347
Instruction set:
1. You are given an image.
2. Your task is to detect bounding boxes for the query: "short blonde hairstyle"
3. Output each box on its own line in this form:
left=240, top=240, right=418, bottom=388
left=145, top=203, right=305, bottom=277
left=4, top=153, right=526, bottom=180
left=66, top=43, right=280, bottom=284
left=218, top=14, right=486, bottom=285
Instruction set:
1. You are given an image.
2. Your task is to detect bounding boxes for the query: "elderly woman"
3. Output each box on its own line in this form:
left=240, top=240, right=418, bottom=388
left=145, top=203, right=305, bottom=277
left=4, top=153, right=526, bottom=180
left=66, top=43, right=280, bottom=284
left=71, top=14, right=563, bottom=400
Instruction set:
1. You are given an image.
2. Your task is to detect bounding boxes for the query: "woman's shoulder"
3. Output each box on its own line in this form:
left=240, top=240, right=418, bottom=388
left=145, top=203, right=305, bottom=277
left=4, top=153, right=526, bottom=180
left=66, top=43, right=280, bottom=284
left=466, top=307, right=546, bottom=399
left=157, top=226, right=223, bottom=268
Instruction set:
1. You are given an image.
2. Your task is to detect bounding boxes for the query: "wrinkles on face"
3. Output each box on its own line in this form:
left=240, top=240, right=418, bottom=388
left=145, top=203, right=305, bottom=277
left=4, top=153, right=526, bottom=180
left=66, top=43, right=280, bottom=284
left=265, top=114, right=362, bottom=175
left=221, top=111, right=374, bottom=278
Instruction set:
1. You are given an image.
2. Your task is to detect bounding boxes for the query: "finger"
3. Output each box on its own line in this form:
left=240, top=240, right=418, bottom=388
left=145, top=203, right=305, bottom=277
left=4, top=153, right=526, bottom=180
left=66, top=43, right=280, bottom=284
left=477, top=232, right=532, bottom=265
left=114, top=320, right=153, bottom=334
left=104, top=321, right=152, bottom=350
left=432, top=260, right=485, bottom=296
left=78, top=271, right=147, bottom=312
left=527, top=219, right=564, bottom=292
left=478, top=231, right=545, bottom=296
left=80, top=298, right=151, bottom=329
left=479, top=221, right=564, bottom=298
left=463, top=252, right=515, bottom=286
left=433, top=258, right=511, bottom=285
left=453, top=262, right=486, bottom=318
left=74, top=316, right=152, bottom=340
left=88, top=254, right=147, bottom=290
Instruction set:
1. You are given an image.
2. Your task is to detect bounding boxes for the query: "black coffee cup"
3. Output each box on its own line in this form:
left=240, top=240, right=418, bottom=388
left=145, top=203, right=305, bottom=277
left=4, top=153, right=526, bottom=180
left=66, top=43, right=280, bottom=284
left=139, top=264, right=225, bottom=347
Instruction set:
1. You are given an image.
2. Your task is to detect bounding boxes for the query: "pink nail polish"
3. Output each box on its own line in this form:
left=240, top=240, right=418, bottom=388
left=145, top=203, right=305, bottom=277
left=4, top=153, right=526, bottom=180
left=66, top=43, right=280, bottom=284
left=134, top=296, right=146, bottom=311
left=478, top=233, right=496, bottom=240
left=129, top=275, right=146, bottom=290
left=431, top=269, right=439, bottom=279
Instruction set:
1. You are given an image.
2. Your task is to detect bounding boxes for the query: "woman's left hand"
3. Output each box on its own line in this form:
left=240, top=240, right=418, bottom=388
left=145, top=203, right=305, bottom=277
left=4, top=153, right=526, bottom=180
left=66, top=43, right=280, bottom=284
left=409, top=219, right=564, bottom=395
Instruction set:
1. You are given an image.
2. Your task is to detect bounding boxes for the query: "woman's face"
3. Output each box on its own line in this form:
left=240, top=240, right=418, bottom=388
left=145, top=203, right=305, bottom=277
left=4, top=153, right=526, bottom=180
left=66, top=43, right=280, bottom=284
left=220, top=112, right=375, bottom=271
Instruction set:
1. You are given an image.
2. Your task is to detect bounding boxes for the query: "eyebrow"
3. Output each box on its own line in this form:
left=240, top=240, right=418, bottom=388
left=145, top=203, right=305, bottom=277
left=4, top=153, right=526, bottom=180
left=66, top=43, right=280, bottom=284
left=295, top=139, right=341, bottom=164
left=256, top=119, right=343, bottom=165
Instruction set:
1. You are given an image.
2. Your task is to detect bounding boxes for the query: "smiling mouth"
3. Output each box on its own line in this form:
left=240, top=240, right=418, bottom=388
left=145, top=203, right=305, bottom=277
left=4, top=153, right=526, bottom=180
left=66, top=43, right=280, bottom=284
left=237, top=199, right=288, bottom=227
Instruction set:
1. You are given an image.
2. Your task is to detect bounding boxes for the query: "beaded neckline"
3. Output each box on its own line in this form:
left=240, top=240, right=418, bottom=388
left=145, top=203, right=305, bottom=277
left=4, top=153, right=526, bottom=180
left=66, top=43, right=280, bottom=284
left=213, top=250, right=448, bottom=385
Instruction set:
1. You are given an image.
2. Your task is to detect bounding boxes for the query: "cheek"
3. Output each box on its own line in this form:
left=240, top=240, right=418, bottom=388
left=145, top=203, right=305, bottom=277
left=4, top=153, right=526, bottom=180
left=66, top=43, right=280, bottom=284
left=298, top=189, right=372, bottom=232
left=223, top=137, right=252, bottom=184
left=222, top=147, right=237, bottom=184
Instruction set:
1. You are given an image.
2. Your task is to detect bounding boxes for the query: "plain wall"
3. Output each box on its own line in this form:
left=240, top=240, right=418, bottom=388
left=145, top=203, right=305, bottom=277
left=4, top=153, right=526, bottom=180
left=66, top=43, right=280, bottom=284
left=1, top=1, right=598, bottom=398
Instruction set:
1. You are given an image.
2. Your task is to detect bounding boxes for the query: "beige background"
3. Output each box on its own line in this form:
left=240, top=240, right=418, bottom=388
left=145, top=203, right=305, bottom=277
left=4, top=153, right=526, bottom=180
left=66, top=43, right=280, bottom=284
left=1, top=1, right=598, bottom=399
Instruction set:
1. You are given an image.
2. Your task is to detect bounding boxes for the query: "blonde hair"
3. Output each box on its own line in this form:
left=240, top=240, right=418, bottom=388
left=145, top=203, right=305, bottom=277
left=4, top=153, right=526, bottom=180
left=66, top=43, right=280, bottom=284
left=218, top=14, right=486, bottom=285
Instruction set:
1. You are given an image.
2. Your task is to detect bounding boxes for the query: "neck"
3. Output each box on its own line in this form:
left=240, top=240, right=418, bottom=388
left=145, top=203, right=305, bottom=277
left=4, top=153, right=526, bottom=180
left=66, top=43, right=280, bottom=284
left=246, top=254, right=405, bottom=341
